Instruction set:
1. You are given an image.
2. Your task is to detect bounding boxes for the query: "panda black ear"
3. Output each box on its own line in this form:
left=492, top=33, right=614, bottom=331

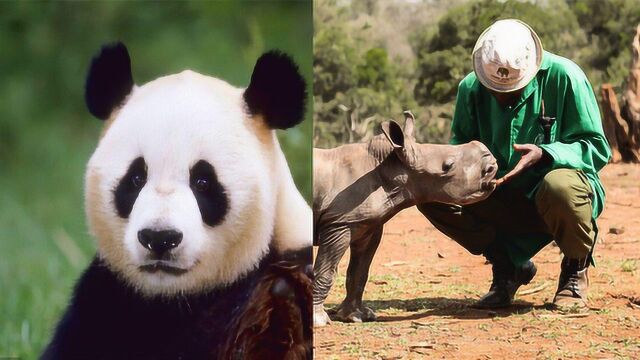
left=85, top=42, right=134, bottom=120
left=243, top=51, right=307, bottom=129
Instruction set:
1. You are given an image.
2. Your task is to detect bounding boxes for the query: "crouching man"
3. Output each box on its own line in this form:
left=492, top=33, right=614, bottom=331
left=419, top=19, right=611, bottom=311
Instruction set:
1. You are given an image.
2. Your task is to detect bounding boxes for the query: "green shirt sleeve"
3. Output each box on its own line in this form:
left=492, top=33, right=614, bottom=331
left=538, top=71, right=611, bottom=174
left=450, top=79, right=477, bottom=145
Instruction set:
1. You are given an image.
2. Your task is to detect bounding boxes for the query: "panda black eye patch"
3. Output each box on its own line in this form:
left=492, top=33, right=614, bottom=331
left=113, top=157, right=147, bottom=218
left=190, top=160, right=228, bottom=227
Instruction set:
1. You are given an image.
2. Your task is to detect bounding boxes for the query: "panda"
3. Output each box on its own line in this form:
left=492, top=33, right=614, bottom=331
left=42, top=42, right=313, bottom=359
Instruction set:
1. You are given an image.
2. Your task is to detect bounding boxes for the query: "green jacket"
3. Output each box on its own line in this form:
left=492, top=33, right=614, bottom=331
left=451, top=51, right=611, bottom=262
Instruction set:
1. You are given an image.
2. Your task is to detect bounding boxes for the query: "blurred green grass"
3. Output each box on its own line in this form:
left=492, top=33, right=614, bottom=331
left=0, top=2, right=312, bottom=358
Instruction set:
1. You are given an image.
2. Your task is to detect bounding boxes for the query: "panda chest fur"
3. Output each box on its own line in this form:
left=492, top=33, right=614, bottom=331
left=45, top=253, right=257, bottom=359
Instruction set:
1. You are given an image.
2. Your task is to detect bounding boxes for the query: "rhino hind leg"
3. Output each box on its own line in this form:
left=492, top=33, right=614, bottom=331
left=313, top=227, right=350, bottom=327
left=332, top=225, right=383, bottom=323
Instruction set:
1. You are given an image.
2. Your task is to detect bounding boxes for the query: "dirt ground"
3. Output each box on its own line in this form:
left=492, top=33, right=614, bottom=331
left=314, top=163, right=640, bottom=359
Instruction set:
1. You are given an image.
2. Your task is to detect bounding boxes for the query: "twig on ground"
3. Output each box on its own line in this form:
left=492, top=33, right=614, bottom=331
left=382, top=261, right=408, bottom=267
left=627, top=301, right=640, bottom=310
left=538, top=313, right=589, bottom=319
left=409, top=341, right=436, bottom=354
left=518, top=282, right=549, bottom=296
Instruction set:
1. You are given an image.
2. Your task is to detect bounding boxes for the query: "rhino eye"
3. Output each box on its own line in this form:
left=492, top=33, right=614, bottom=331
left=442, top=159, right=455, bottom=173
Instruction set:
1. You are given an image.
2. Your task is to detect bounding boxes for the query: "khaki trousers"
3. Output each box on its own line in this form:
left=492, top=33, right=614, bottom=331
left=418, top=169, right=596, bottom=262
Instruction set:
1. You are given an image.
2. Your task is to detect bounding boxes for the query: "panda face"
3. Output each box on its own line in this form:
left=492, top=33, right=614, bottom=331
left=84, top=44, right=308, bottom=296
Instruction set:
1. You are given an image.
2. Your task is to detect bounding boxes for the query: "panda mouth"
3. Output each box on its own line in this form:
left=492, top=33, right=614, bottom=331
left=139, top=261, right=190, bottom=275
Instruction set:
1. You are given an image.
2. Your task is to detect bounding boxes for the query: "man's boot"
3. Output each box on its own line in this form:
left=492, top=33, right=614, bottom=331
left=553, top=257, right=589, bottom=311
left=475, top=243, right=537, bottom=308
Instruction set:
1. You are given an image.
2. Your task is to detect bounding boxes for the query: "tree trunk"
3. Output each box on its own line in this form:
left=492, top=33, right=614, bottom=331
left=621, top=24, right=640, bottom=148
left=600, top=84, right=623, bottom=163
left=599, top=24, right=640, bottom=163
left=600, top=84, right=640, bottom=163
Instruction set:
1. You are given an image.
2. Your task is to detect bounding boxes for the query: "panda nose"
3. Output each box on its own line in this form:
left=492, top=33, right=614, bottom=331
left=137, top=229, right=183, bottom=256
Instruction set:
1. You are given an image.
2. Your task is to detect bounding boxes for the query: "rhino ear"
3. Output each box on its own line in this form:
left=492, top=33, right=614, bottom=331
left=244, top=50, right=307, bottom=129
left=403, top=110, right=415, bottom=140
left=380, top=120, right=405, bottom=149
left=85, top=42, right=134, bottom=120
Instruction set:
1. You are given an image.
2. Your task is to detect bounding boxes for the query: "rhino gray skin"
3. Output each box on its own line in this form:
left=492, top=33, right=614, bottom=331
left=313, top=111, right=498, bottom=327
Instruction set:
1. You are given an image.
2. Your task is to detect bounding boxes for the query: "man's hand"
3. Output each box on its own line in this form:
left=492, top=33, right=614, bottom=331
left=495, top=144, right=544, bottom=186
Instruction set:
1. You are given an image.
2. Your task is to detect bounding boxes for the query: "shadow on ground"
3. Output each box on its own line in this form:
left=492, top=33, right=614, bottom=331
left=325, top=297, right=550, bottom=323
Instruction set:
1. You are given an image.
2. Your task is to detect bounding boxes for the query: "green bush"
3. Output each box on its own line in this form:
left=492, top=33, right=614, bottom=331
left=314, top=0, right=640, bottom=148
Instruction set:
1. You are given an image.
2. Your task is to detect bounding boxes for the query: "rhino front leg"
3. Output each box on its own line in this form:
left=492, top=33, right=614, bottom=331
left=333, top=225, right=383, bottom=323
left=313, top=227, right=350, bottom=327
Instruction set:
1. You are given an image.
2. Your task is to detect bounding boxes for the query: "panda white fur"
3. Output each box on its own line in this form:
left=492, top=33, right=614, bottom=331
left=43, top=43, right=312, bottom=359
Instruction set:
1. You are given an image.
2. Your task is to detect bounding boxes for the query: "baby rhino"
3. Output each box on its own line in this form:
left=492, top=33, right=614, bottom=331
left=313, top=111, right=498, bottom=326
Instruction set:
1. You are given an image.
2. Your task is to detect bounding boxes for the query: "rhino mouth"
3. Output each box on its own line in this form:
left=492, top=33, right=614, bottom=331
left=481, top=173, right=498, bottom=191
left=457, top=162, right=498, bottom=204
left=480, top=158, right=498, bottom=190
left=481, top=180, right=497, bottom=191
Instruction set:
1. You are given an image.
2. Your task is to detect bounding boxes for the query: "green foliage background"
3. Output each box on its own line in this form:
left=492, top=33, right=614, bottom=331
left=314, top=0, right=640, bottom=148
left=0, top=2, right=312, bottom=358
